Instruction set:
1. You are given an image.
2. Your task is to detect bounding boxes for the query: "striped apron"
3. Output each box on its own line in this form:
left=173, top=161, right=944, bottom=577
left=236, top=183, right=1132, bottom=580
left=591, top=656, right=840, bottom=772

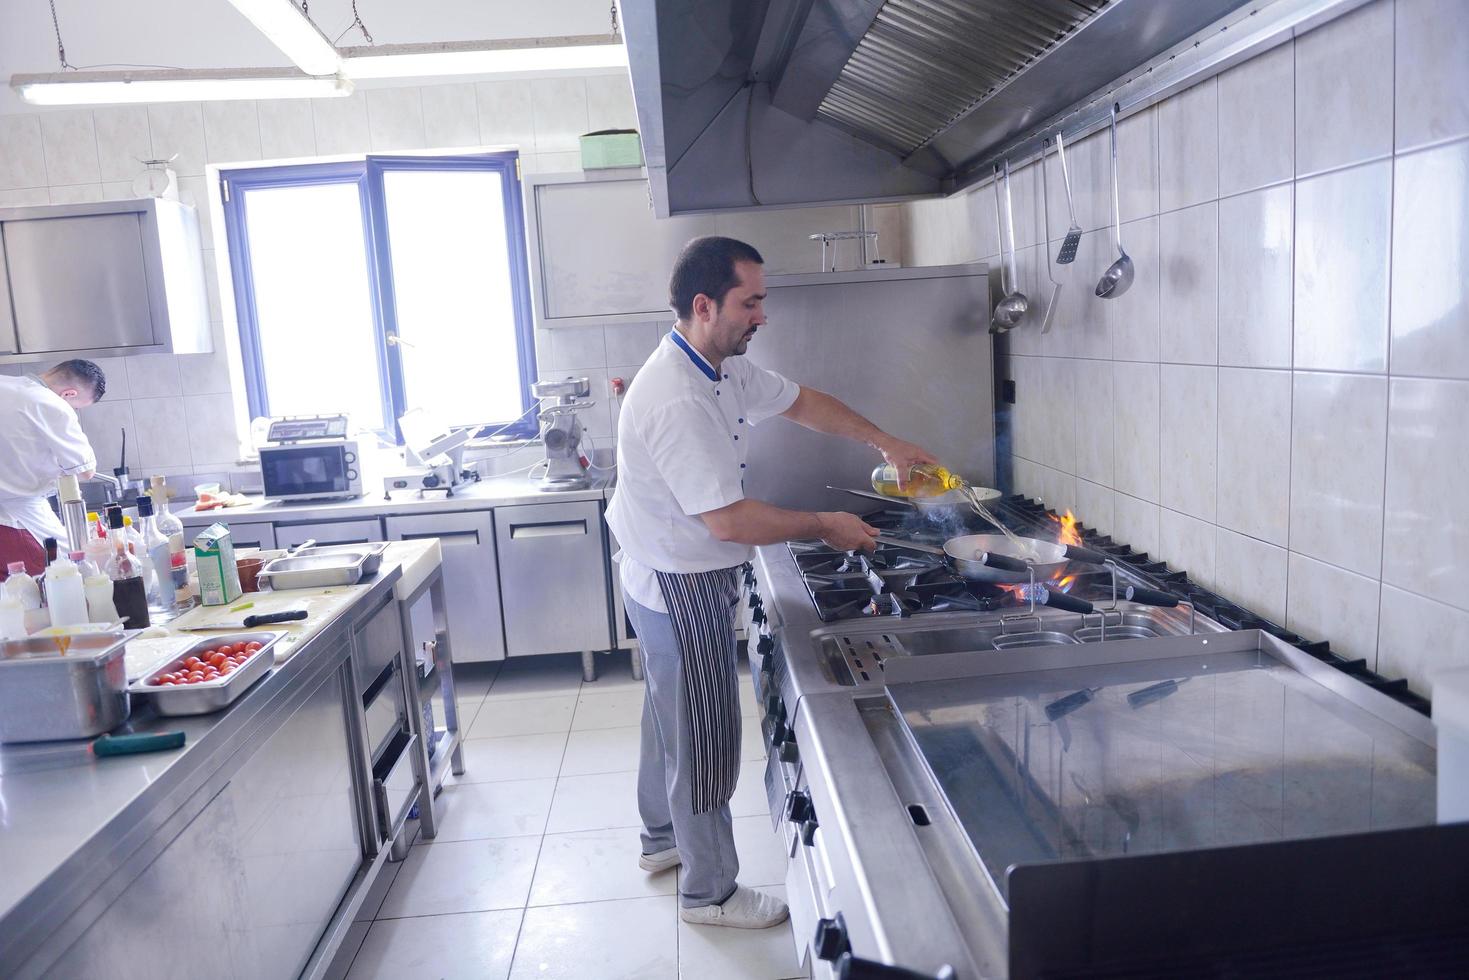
left=655, top=566, right=743, bottom=815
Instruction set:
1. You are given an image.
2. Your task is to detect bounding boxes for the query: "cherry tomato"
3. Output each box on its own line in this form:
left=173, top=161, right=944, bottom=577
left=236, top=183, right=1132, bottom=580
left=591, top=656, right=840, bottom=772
left=245, top=642, right=262, bottom=652
left=205, top=653, right=224, bottom=668
left=219, top=664, right=234, bottom=675
left=228, top=642, right=245, bottom=654
left=183, top=656, right=202, bottom=669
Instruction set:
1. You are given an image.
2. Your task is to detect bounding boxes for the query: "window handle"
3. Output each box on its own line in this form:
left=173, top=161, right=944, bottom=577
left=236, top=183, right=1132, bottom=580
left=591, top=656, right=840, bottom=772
left=386, top=334, right=417, bottom=349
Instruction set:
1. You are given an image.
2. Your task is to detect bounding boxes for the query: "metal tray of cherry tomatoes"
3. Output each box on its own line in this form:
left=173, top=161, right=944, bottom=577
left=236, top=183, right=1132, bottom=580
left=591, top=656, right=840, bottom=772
left=133, top=632, right=283, bottom=715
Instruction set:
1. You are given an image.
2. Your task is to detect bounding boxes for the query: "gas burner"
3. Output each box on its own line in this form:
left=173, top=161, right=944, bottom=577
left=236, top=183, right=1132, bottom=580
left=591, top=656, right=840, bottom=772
left=862, top=592, right=919, bottom=617
left=863, top=549, right=945, bottom=574
left=804, top=570, right=872, bottom=590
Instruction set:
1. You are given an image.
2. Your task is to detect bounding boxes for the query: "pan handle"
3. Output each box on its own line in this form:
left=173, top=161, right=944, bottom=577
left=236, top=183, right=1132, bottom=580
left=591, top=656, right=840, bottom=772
left=871, top=535, right=946, bottom=556
left=1040, top=589, right=1095, bottom=614
left=980, top=552, right=1030, bottom=573
left=1123, top=586, right=1179, bottom=608
left=1062, top=544, right=1110, bottom=565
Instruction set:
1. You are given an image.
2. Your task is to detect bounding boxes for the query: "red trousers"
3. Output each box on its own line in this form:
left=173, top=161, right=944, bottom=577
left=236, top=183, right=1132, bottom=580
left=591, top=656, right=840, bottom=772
left=0, top=524, right=45, bottom=581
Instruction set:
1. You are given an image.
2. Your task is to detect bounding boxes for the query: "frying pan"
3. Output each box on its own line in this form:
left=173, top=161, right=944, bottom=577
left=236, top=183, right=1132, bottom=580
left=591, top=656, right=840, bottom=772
left=828, top=485, right=1002, bottom=516
left=873, top=532, right=1110, bottom=585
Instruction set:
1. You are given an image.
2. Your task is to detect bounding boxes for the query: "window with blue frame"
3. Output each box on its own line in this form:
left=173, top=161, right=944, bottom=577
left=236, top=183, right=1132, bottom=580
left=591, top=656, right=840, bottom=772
left=219, top=152, right=539, bottom=440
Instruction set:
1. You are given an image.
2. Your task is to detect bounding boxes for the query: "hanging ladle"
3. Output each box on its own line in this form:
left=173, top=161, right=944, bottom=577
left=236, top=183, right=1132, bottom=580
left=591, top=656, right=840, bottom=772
left=990, top=161, right=1028, bottom=332
left=1095, top=103, right=1134, bottom=300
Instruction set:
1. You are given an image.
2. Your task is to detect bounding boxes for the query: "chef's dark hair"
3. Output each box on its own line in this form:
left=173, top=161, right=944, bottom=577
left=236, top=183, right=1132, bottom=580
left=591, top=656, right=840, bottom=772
left=669, top=236, right=764, bottom=320
left=48, top=359, right=106, bottom=402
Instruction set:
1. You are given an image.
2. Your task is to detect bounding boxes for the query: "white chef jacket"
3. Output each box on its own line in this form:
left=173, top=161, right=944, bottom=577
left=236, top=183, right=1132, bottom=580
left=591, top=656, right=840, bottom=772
left=0, top=375, right=96, bottom=546
left=605, top=329, right=800, bottom=613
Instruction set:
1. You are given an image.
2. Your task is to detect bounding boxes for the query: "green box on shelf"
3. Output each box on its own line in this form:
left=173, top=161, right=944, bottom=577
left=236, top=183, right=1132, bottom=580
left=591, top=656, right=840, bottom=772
left=579, top=129, right=643, bottom=170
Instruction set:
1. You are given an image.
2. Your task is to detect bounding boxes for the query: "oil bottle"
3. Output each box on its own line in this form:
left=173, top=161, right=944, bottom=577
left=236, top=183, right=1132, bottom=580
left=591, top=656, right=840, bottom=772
left=870, top=462, right=967, bottom=498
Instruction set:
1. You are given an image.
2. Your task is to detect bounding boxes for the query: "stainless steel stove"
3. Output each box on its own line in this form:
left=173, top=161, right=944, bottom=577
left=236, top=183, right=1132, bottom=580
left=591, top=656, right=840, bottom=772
left=738, top=493, right=1442, bottom=978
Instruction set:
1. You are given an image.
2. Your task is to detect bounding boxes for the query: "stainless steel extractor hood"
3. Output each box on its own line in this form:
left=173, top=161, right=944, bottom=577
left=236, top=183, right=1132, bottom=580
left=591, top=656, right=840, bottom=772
left=620, top=0, right=1329, bottom=216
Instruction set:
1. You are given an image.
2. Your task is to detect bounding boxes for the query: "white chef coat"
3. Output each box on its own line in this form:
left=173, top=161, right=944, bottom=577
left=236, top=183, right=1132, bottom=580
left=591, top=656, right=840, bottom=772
left=0, top=375, right=96, bottom=546
left=605, top=329, right=800, bottom=613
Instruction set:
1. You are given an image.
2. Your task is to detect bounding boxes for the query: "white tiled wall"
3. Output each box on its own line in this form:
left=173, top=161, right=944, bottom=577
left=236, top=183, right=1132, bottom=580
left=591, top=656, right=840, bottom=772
left=901, top=0, right=1469, bottom=698
left=0, top=73, right=641, bottom=475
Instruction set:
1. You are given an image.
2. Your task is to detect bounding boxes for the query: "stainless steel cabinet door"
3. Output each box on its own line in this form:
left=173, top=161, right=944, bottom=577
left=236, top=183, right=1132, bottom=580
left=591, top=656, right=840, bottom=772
left=385, top=510, right=506, bottom=663
left=3, top=213, right=157, bottom=353
left=493, top=500, right=611, bottom=657
left=274, top=518, right=383, bottom=548
left=43, top=652, right=359, bottom=980
left=0, top=233, right=16, bottom=354
left=217, top=520, right=277, bottom=552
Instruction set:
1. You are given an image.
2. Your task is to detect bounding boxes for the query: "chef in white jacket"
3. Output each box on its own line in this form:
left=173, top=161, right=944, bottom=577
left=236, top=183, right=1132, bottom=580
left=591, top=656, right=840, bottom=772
left=0, top=360, right=106, bottom=581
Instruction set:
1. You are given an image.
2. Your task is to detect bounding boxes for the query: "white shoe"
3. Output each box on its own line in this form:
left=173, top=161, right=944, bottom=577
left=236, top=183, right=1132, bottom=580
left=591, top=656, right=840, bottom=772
left=639, top=847, right=681, bottom=873
left=679, top=885, right=789, bottom=929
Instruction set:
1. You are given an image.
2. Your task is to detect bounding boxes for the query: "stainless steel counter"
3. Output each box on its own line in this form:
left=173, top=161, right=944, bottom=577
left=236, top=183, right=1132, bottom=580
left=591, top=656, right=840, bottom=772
left=0, top=562, right=411, bottom=977
left=178, top=475, right=612, bottom=527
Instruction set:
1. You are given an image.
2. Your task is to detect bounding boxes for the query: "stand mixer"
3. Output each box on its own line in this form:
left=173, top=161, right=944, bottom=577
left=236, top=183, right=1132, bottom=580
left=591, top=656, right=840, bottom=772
left=532, top=378, right=595, bottom=491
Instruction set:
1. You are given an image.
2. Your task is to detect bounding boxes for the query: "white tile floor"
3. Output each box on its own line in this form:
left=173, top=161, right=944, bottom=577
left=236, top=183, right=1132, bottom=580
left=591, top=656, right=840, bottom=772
left=334, top=651, right=808, bottom=980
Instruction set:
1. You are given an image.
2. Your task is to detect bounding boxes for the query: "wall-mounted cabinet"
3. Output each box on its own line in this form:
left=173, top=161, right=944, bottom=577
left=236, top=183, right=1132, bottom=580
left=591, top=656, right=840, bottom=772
left=0, top=198, right=211, bottom=363
left=523, top=169, right=866, bottom=328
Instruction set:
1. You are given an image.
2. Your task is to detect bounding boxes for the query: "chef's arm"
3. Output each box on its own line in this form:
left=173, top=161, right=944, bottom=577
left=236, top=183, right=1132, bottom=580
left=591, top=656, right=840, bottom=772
left=700, top=499, right=878, bottom=552
left=780, top=387, right=939, bottom=475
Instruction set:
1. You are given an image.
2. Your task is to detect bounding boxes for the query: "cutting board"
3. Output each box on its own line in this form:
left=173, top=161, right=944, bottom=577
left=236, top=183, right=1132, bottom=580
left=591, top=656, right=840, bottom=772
left=158, top=584, right=368, bottom=665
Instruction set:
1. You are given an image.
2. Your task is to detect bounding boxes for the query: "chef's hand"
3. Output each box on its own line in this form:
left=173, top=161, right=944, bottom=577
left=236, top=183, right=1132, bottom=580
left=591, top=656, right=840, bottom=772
left=817, top=512, right=880, bottom=553
left=877, top=437, right=940, bottom=491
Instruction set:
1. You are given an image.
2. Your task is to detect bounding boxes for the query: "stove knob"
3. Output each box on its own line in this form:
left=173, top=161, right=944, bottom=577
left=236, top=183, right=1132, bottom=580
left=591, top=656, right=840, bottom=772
left=769, top=720, right=791, bottom=747
left=747, top=593, right=761, bottom=610
left=752, top=607, right=767, bottom=625
left=764, top=694, right=784, bottom=721
left=801, top=817, right=820, bottom=846
left=813, top=914, right=851, bottom=962
left=777, top=738, right=800, bottom=765
left=756, top=635, right=774, bottom=655
left=785, top=790, right=813, bottom=825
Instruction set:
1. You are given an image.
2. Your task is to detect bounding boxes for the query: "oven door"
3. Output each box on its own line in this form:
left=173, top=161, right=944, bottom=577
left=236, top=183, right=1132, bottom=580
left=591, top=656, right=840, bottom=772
left=260, top=442, right=359, bottom=500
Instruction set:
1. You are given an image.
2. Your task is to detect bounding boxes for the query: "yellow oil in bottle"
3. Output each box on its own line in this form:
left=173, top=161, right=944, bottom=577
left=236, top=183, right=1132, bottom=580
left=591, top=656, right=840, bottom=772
left=870, top=463, right=966, bottom=498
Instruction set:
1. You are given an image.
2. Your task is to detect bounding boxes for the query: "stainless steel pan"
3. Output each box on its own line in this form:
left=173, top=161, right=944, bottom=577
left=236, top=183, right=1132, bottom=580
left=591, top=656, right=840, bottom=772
left=874, top=532, right=1110, bottom=585
left=828, top=485, right=1002, bottom=516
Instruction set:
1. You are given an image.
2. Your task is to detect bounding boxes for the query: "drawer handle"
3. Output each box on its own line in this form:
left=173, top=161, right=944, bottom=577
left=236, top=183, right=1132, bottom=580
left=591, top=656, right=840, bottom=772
left=399, top=530, right=481, bottom=544
left=510, top=520, right=587, bottom=539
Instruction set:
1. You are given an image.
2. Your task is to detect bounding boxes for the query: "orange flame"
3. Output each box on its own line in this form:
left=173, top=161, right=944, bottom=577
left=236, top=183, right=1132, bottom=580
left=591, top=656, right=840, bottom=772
left=1050, top=509, right=1082, bottom=547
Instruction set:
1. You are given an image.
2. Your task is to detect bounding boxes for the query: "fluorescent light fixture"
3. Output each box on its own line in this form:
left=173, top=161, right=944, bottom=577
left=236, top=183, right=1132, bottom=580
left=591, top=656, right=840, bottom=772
left=341, top=35, right=627, bottom=80
left=224, top=0, right=341, bottom=76
left=12, top=68, right=353, bottom=106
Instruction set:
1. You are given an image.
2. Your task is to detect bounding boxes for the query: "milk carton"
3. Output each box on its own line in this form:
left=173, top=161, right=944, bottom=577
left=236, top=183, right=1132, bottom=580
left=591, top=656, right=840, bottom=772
left=194, top=523, right=242, bottom=606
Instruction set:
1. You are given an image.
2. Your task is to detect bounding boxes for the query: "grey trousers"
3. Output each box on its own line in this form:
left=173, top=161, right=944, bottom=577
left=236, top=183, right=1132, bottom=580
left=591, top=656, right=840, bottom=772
left=625, top=594, right=741, bottom=908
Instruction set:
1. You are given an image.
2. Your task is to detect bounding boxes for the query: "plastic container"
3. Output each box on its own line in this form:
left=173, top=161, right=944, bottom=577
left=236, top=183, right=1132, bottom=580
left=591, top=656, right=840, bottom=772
left=44, top=555, right=90, bottom=628
left=579, top=129, right=644, bottom=169
left=0, top=594, right=25, bottom=641
left=3, top=563, right=41, bottom=610
left=85, top=571, right=121, bottom=624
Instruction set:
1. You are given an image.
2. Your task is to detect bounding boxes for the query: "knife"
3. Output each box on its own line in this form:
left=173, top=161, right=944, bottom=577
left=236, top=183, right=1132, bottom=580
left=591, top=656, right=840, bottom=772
left=176, top=610, right=309, bottom=631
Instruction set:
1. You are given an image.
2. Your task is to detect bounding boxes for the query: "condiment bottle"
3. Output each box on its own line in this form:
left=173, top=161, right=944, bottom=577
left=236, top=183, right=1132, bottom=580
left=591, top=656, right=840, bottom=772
left=2, top=562, right=41, bottom=610
left=136, top=495, right=173, bottom=614
left=870, top=463, right=967, bottom=498
left=104, top=506, right=150, bottom=629
left=44, top=553, right=90, bottom=628
left=82, top=549, right=120, bottom=624
left=149, top=477, right=192, bottom=608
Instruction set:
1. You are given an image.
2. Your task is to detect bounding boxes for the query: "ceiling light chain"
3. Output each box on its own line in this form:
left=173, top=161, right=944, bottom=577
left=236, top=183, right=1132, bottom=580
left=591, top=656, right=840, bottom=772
left=48, top=0, right=74, bottom=70
left=610, top=2, right=619, bottom=35
left=349, top=0, right=374, bottom=44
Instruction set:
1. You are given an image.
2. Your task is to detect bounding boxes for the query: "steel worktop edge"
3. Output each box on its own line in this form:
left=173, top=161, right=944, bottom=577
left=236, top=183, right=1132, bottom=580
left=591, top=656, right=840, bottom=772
left=176, top=476, right=614, bottom=527
left=0, top=566, right=404, bottom=976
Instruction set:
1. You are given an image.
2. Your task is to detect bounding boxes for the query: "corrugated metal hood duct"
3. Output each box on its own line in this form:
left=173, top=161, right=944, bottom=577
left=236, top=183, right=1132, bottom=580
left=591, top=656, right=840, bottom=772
left=619, top=0, right=1251, bottom=216
left=817, top=0, right=1108, bottom=160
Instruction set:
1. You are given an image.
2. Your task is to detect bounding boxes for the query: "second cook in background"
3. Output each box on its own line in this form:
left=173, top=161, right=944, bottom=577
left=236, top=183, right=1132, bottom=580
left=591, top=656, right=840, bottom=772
left=605, top=236, right=939, bottom=928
